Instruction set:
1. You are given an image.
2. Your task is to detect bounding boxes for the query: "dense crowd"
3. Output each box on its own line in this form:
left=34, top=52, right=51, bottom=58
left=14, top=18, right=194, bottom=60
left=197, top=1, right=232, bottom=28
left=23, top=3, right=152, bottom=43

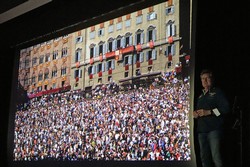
left=13, top=71, right=191, bottom=161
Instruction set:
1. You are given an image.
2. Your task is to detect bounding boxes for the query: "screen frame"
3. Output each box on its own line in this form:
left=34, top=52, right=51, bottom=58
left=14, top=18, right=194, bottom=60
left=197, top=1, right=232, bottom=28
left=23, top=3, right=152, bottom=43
left=7, top=0, right=197, bottom=167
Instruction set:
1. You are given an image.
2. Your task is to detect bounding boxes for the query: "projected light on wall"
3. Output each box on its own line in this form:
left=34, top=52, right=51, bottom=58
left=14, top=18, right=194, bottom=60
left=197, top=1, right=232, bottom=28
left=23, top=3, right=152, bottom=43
left=9, top=0, right=196, bottom=167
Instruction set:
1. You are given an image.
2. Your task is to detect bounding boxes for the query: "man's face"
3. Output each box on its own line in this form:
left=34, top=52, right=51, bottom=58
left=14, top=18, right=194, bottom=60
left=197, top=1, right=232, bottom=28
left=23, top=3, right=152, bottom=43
left=200, top=73, right=212, bottom=89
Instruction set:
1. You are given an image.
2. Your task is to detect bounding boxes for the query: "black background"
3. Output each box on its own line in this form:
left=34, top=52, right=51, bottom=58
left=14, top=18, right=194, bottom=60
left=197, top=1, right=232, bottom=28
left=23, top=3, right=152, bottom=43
left=0, top=1, right=249, bottom=167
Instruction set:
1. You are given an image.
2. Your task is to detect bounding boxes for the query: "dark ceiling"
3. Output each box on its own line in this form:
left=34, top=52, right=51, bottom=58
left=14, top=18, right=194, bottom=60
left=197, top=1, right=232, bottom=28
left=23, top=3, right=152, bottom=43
left=0, top=0, right=162, bottom=49
left=0, top=0, right=28, bottom=14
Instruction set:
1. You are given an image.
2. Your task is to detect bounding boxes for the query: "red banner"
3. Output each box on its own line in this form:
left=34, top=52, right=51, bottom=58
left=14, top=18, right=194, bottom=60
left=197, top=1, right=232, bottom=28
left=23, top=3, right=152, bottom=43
left=89, top=74, right=93, bottom=79
left=90, top=58, right=94, bottom=65
left=125, top=64, right=129, bottom=70
left=121, top=45, right=134, bottom=54
left=148, top=59, right=153, bottom=65
left=136, top=44, right=142, bottom=52
left=108, top=69, right=112, bottom=75
left=98, top=71, right=102, bottom=77
left=149, top=40, right=154, bottom=49
left=105, top=51, right=116, bottom=58
left=168, top=36, right=174, bottom=44
left=136, top=61, right=140, bottom=68
left=76, top=61, right=80, bottom=68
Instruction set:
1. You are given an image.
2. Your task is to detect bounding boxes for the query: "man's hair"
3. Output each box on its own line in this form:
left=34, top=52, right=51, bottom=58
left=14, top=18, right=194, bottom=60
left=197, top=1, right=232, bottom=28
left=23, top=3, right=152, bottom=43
left=200, top=69, right=214, bottom=81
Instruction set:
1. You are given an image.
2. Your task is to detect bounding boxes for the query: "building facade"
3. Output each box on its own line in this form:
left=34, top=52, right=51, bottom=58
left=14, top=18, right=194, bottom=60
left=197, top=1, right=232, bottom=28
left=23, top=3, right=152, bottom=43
left=18, top=0, right=190, bottom=97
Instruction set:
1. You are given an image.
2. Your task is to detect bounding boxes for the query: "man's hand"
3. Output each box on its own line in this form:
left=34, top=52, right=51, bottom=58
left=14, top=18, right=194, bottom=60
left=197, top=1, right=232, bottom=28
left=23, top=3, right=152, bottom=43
left=193, top=111, right=199, bottom=118
left=195, top=109, right=211, bottom=117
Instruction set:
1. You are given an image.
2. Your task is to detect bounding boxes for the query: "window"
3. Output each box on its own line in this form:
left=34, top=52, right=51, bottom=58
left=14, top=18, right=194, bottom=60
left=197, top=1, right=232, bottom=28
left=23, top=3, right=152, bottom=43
left=135, top=29, right=144, bottom=44
left=24, top=57, right=30, bottom=68
left=52, top=50, right=58, bottom=60
left=90, top=44, right=96, bottom=58
left=31, top=75, right=36, bottom=83
left=52, top=69, right=57, bottom=78
left=76, top=36, right=83, bottom=43
left=165, top=44, right=176, bottom=56
left=108, top=25, right=114, bottom=33
left=45, top=53, right=50, bottom=62
left=116, top=22, right=122, bottom=31
left=124, top=55, right=132, bottom=65
left=38, top=71, right=43, bottom=81
left=98, top=28, right=104, bottom=36
left=74, top=69, right=82, bottom=78
left=108, top=76, right=112, bottom=82
left=148, top=66, right=152, bottom=72
left=39, top=55, right=44, bottom=64
left=116, top=36, right=122, bottom=49
left=124, top=71, right=129, bottom=78
left=166, top=20, right=176, bottom=37
left=147, top=26, right=156, bottom=42
left=61, top=47, right=68, bottom=57
left=89, top=31, right=95, bottom=39
left=61, top=81, right=65, bottom=87
left=125, top=19, right=131, bottom=28
left=88, top=66, right=95, bottom=75
left=146, top=49, right=157, bottom=61
left=147, top=12, right=157, bottom=21
left=136, top=52, right=144, bottom=62
left=136, top=15, right=143, bottom=24
left=32, top=57, right=37, bottom=66
left=107, top=38, right=115, bottom=52
left=61, top=66, right=67, bottom=76
left=106, top=60, right=115, bottom=70
left=44, top=68, right=49, bottom=80
left=52, top=83, right=56, bottom=89
left=37, top=86, right=42, bottom=92
left=166, top=6, right=174, bottom=15
left=98, top=41, right=105, bottom=56
left=136, top=69, right=141, bottom=76
left=124, top=32, right=132, bottom=47
left=75, top=48, right=82, bottom=62
left=96, top=63, right=105, bottom=73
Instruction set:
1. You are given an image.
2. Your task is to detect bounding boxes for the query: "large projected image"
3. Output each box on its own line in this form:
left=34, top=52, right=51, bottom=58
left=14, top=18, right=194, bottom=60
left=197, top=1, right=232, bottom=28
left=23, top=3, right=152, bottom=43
left=10, top=0, right=195, bottom=166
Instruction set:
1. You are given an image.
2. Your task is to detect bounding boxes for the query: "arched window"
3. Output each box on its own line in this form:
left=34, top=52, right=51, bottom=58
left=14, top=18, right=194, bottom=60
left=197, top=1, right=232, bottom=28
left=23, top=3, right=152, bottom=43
left=135, top=29, right=144, bottom=45
left=52, top=65, right=57, bottom=78
left=116, top=35, right=123, bottom=49
left=38, top=70, right=43, bottom=81
left=166, top=20, right=176, bottom=37
left=45, top=53, right=50, bottom=62
left=44, top=68, right=49, bottom=80
left=39, top=55, right=44, bottom=64
left=75, top=48, right=82, bottom=62
left=61, top=64, right=67, bottom=76
left=124, top=32, right=133, bottom=47
left=107, top=38, right=115, bottom=52
left=32, top=57, right=37, bottom=66
left=98, top=41, right=105, bottom=56
left=147, top=25, right=156, bottom=42
left=89, top=43, right=96, bottom=59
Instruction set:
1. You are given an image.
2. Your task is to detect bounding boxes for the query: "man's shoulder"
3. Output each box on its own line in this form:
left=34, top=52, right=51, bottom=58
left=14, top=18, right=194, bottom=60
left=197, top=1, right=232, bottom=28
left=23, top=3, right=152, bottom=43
left=210, top=87, right=223, bottom=92
left=210, top=87, right=226, bottom=98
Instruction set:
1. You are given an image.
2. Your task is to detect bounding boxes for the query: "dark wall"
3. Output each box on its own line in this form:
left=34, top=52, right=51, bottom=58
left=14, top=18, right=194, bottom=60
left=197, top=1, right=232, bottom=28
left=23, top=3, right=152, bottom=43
left=194, top=1, right=248, bottom=167
left=0, top=1, right=248, bottom=167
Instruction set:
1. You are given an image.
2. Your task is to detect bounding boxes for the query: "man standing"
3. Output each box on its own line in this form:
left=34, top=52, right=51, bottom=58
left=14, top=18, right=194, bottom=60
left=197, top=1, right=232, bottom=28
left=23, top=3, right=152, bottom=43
left=193, top=69, right=230, bottom=167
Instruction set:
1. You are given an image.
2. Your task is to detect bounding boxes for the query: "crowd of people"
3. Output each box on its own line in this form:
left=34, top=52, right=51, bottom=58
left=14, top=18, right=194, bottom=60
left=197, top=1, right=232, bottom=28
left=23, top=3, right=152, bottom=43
left=13, top=71, right=191, bottom=161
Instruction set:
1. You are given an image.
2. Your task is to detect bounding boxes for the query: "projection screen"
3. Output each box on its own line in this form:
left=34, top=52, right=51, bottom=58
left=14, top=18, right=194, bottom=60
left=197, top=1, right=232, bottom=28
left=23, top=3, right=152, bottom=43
left=8, top=0, right=197, bottom=167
